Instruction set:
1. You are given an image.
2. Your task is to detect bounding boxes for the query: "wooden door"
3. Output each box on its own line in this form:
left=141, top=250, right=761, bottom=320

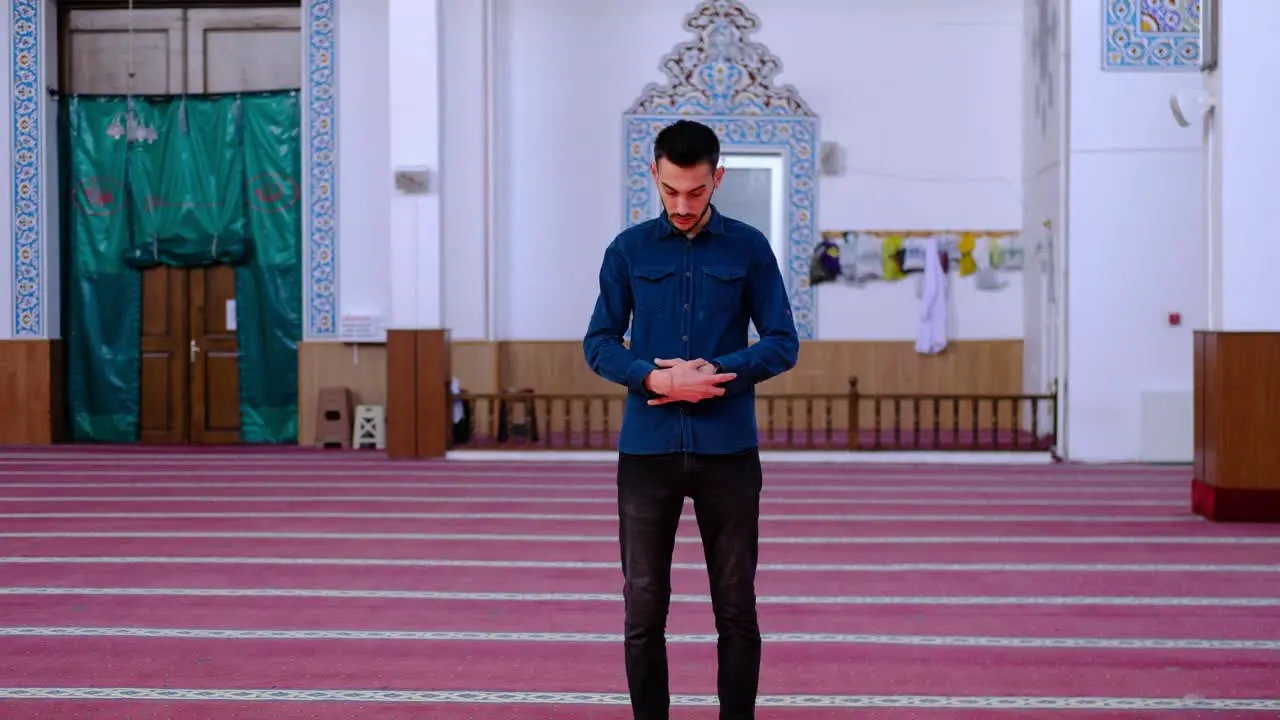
left=189, top=267, right=241, bottom=443
left=62, top=6, right=301, bottom=444
left=139, top=268, right=190, bottom=444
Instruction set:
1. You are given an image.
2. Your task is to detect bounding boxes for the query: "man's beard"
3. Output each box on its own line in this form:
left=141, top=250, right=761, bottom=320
left=662, top=193, right=714, bottom=234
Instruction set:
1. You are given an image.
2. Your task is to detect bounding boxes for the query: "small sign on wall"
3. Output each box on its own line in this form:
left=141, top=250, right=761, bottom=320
left=340, top=314, right=386, bottom=342
left=226, top=300, right=236, bottom=331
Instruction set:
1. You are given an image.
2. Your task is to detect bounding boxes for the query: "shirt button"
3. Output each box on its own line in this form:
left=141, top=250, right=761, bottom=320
left=683, top=335, right=689, bottom=341
left=683, top=304, right=689, bottom=311
left=686, top=271, right=692, bottom=277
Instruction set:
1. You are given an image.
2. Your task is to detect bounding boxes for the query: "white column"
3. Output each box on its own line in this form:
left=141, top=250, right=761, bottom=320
left=386, top=0, right=443, bottom=330
left=1212, top=1, right=1280, bottom=331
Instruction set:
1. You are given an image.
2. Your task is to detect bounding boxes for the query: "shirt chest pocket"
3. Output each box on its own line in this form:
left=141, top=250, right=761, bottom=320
left=632, top=265, right=676, bottom=314
left=701, top=265, right=748, bottom=314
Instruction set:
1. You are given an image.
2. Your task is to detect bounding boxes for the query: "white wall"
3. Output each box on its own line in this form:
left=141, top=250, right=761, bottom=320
left=439, top=0, right=489, bottom=340
left=1021, top=0, right=1065, bottom=404
left=335, top=0, right=393, bottom=324
left=387, top=0, right=444, bottom=329
left=477, top=0, right=1025, bottom=341
left=334, top=0, right=445, bottom=332
left=1212, top=1, right=1280, bottom=331
left=1063, top=0, right=1204, bottom=461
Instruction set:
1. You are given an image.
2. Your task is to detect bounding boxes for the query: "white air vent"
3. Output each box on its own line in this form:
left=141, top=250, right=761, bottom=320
left=1137, top=390, right=1194, bottom=462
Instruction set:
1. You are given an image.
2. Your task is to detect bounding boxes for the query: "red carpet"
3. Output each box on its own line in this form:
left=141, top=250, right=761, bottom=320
left=0, top=451, right=1278, bottom=717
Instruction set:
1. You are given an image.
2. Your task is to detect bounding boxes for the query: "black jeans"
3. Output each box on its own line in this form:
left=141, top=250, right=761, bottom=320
left=616, top=449, right=763, bottom=720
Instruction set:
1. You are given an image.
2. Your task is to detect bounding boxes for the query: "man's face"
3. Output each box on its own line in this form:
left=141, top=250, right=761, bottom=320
left=651, top=158, right=724, bottom=232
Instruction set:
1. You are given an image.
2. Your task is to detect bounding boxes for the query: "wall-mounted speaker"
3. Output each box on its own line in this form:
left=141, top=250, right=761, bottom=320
left=818, top=141, right=844, bottom=176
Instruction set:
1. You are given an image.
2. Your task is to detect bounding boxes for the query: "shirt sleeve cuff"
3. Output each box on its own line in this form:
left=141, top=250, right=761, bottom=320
left=627, top=358, right=659, bottom=396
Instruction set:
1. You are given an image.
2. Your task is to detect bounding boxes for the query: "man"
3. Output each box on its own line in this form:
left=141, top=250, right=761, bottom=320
left=583, top=119, right=800, bottom=720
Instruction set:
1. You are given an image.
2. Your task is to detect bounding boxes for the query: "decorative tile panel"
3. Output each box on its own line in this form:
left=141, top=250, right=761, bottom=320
left=305, top=0, right=338, bottom=337
left=11, top=1, right=339, bottom=339
left=11, top=0, right=42, bottom=337
left=1103, top=0, right=1201, bottom=70
left=623, top=0, right=818, bottom=339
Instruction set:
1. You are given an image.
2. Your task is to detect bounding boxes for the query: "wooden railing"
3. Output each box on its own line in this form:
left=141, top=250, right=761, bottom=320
left=449, top=377, right=1056, bottom=452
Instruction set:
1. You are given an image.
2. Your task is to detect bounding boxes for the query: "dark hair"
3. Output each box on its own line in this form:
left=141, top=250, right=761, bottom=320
left=653, top=120, right=720, bottom=170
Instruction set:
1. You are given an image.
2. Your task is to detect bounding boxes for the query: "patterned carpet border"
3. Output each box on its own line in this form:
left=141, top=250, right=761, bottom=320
left=5, top=556, right=1277, bottom=573
left=5, top=531, right=1279, bottom=545
left=2, top=586, right=1279, bottom=607
left=0, top=688, right=1277, bottom=711
left=0, top=494, right=1185, bottom=507
left=5, top=626, right=1280, bottom=650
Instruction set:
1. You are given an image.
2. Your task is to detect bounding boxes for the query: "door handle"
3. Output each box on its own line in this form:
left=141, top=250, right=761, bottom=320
left=190, top=339, right=200, bottom=364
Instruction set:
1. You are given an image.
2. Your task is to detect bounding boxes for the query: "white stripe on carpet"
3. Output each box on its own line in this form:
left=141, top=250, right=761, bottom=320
left=0, top=687, right=1271, bottom=710
left=1, top=586, right=1277, bottom=607
left=4, top=626, right=1278, bottom=650
left=0, top=531, right=1272, bottom=544
left=2, top=556, right=1274, bottom=573
left=0, top=494, right=1186, bottom=507
left=0, top=511, right=1199, bottom=523
left=0, top=480, right=1186, bottom=492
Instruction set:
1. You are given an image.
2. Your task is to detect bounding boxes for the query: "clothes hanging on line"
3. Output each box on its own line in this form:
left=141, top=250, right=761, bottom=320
left=915, top=235, right=948, bottom=355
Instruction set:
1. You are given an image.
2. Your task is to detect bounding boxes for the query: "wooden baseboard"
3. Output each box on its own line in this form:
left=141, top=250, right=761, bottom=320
left=1192, top=479, right=1280, bottom=523
left=0, top=339, right=64, bottom=445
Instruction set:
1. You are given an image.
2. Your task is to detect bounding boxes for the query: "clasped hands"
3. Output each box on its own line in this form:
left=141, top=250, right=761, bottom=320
left=643, top=358, right=737, bottom=406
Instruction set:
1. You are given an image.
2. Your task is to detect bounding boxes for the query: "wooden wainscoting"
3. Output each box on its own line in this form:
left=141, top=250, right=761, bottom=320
left=297, top=338, right=1025, bottom=446
left=297, top=340, right=499, bottom=447
left=301, top=339, right=1025, bottom=402
left=493, top=340, right=1022, bottom=396
left=451, top=341, right=501, bottom=394
left=468, top=339, right=1024, bottom=436
left=0, top=339, right=64, bottom=445
left=297, top=342, right=387, bottom=447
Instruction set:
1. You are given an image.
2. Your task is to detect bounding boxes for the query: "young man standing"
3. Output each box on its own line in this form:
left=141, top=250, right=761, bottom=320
left=583, top=119, right=800, bottom=720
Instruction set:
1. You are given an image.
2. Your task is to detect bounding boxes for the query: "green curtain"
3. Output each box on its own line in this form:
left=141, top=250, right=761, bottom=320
left=236, top=94, right=302, bottom=443
left=122, top=97, right=249, bottom=268
left=63, top=97, right=142, bottom=442
left=61, top=91, right=302, bottom=444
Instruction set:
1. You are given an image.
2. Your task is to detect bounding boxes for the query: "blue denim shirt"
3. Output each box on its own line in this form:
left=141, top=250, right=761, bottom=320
left=583, top=206, right=799, bottom=455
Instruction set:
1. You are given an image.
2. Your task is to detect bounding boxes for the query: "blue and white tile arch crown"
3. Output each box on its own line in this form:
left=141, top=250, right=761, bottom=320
left=7, top=0, right=340, bottom=338
left=1102, top=0, right=1202, bottom=70
left=622, top=0, right=819, bottom=340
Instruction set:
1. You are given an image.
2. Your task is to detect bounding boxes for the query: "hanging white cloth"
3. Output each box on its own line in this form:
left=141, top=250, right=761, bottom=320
left=916, top=236, right=948, bottom=355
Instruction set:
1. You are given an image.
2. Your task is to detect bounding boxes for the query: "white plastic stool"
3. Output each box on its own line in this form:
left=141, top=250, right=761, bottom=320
left=352, top=404, right=386, bottom=450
